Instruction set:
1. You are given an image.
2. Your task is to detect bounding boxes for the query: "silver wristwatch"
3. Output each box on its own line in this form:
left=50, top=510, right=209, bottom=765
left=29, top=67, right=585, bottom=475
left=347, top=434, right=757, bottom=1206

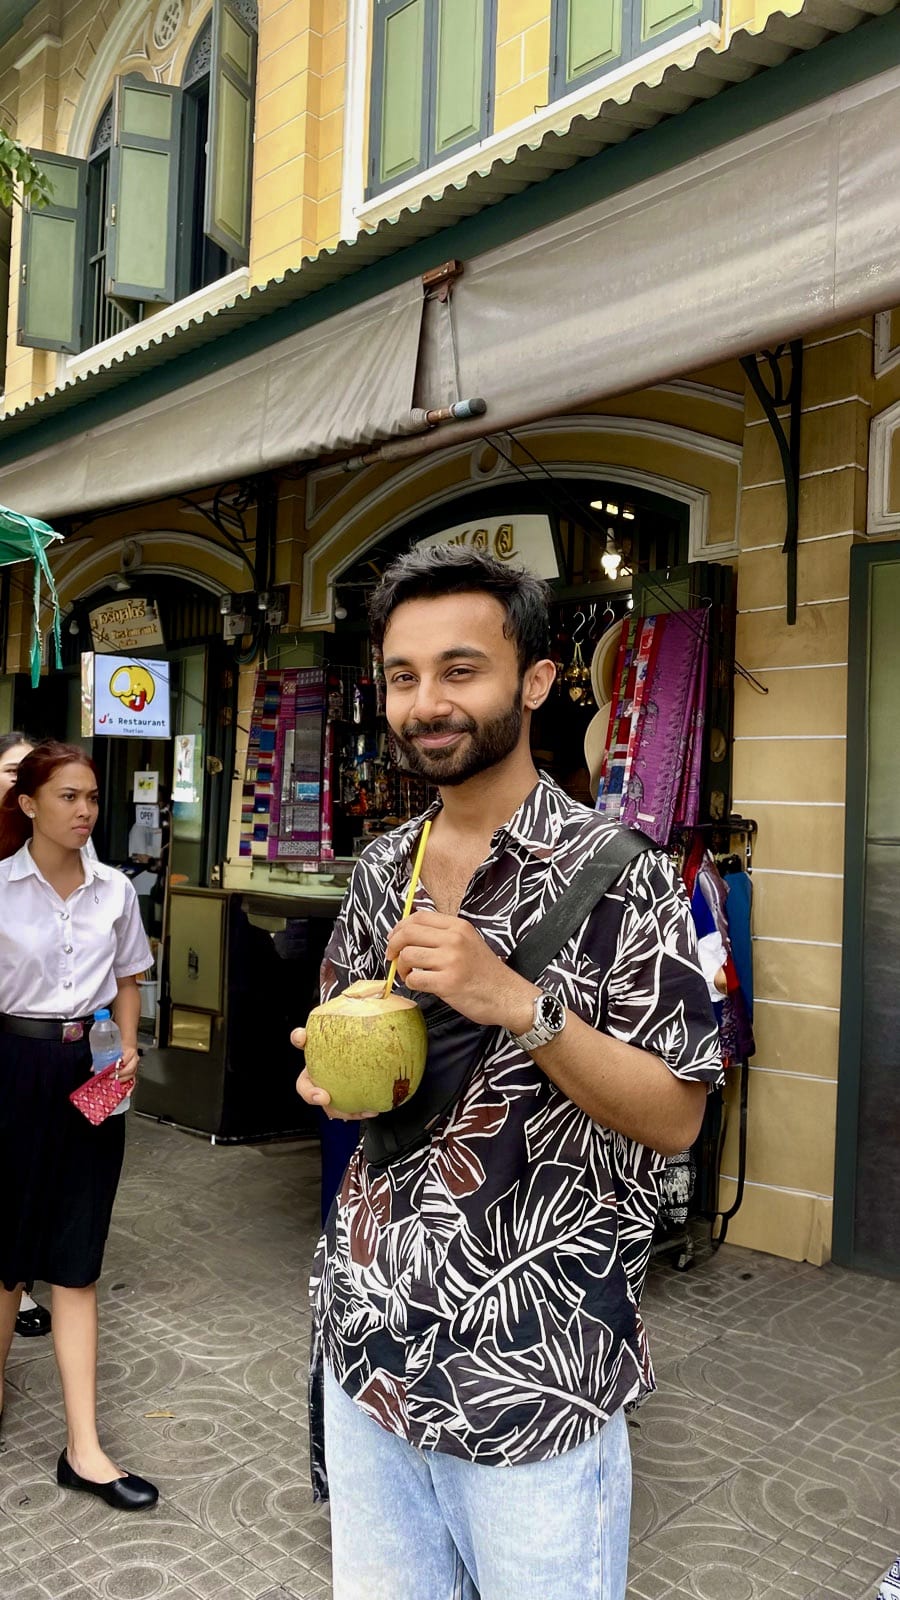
left=510, top=989, right=567, bottom=1051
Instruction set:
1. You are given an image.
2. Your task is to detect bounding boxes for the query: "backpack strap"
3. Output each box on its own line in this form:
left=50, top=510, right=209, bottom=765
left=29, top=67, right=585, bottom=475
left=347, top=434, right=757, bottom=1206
left=508, top=828, right=655, bottom=982
left=363, top=826, right=655, bottom=1169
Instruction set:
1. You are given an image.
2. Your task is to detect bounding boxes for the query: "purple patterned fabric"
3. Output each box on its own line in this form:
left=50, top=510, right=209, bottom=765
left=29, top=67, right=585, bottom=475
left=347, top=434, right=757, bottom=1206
left=617, top=609, right=710, bottom=845
left=268, top=668, right=326, bottom=862
left=673, top=615, right=709, bottom=834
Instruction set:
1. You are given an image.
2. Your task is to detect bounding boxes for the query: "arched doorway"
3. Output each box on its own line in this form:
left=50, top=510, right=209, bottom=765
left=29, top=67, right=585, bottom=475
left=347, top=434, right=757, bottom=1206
left=18, top=572, right=236, bottom=888
left=327, top=476, right=694, bottom=811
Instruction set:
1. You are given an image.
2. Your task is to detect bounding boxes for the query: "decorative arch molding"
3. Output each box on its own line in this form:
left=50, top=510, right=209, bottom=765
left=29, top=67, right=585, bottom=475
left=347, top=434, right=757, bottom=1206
left=48, top=531, right=242, bottom=614
left=301, top=414, right=741, bottom=627
left=65, top=0, right=212, bottom=155
left=653, top=380, right=745, bottom=413
left=867, top=397, right=900, bottom=534
left=65, top=0, right=153, bottom=154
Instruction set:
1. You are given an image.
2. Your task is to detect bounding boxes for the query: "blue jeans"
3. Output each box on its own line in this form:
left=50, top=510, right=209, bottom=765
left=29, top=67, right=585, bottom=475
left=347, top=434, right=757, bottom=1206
left=323, top=1363, right=632, bottom=1600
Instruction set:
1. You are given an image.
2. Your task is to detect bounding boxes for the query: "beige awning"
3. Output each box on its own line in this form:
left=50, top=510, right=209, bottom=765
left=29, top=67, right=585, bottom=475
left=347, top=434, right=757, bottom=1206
left=410, top=59, right=900, bottom=457
left=0, top=60, right=899, bottom=521
left=0, top=281, right=425, bottom=519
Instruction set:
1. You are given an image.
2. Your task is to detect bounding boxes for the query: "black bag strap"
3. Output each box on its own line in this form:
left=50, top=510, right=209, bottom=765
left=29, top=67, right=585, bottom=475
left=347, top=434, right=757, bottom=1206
left=363, top=827, right=655, bottom=1169
left=508, top=828, right=655, bottom=982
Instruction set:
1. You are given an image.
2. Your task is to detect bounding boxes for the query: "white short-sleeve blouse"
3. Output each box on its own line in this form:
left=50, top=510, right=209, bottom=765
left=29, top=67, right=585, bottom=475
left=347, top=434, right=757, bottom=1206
left=0, top=844, right=152, bottom=1019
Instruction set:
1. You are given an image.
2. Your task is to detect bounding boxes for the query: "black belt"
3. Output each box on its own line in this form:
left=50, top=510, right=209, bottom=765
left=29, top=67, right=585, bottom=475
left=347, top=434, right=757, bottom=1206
left=0, top=1013, right=93, bottom=1042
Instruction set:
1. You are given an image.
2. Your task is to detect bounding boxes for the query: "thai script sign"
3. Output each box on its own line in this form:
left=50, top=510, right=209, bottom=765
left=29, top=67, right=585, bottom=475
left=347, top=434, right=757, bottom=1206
left=89, top=597, right=165, bottom=653
left=417, top=514, right=559, bottom=578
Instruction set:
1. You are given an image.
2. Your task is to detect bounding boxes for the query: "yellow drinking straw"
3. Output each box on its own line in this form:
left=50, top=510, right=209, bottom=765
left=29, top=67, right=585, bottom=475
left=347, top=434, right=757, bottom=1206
left=383, top=818, right=432, bottom=998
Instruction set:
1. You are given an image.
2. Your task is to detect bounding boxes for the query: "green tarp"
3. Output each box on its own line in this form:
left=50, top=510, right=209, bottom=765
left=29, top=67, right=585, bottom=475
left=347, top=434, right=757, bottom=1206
left=0, top=504, right=63, bottom=687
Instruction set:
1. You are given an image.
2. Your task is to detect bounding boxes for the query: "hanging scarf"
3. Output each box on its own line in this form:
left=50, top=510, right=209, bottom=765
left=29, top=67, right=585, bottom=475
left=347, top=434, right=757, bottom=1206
left=0, top=505, right=63, bottom=688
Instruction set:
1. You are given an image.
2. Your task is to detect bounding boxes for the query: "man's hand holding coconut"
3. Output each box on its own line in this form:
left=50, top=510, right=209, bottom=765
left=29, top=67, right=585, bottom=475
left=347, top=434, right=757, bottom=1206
left=294, top=907, right=540, bottom=1120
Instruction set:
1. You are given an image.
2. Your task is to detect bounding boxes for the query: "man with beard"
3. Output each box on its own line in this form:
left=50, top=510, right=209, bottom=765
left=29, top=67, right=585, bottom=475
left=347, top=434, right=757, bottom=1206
left=293, top=544, right=721, bottom=1600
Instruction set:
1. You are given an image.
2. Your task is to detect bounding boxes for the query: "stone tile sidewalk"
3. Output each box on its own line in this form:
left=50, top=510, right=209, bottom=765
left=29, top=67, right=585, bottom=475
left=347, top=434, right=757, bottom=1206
left=1, top=1117, right=897, bottom=1599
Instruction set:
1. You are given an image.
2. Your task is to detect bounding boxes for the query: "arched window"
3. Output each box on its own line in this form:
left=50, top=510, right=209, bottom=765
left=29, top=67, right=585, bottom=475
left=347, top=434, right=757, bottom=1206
left=85, top=98, right=137, bottom=347
left=184, top=13, right=213, bottom=86
left=18, top=0, right=257, bottom=356
left=182, top=13, right=229, bottom=296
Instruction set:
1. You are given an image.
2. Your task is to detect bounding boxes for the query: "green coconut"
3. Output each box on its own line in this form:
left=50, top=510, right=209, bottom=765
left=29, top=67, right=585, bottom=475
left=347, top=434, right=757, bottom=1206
left=304, top=979, right=427, bottom=1115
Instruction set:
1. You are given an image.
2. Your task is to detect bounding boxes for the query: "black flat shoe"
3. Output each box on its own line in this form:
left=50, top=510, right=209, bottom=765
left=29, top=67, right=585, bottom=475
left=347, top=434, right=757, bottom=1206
left=56, top=1450, right=158, bottom=1511
left=15, top=1304, right=52, bottom=1338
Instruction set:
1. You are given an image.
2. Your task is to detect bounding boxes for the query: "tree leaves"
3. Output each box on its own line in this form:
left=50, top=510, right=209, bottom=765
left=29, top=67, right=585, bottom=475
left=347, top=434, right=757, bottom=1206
left=0, top=128, right=51, bottom=209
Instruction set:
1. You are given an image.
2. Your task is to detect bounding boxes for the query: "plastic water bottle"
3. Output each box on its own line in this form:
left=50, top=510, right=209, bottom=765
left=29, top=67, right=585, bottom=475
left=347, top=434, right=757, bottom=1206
left=89, top=1009, right=130, bottom=1115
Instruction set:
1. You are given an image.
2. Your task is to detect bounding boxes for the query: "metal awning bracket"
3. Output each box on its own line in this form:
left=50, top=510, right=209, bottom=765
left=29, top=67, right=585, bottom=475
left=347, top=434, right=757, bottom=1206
left=740, top=342, right=803, bottom=625
left=422, top=259, right=464, bottom=304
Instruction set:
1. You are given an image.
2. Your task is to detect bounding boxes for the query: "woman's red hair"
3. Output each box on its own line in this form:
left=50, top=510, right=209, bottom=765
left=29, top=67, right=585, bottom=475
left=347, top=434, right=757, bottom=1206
left=0, top=741, right=98, bottom=861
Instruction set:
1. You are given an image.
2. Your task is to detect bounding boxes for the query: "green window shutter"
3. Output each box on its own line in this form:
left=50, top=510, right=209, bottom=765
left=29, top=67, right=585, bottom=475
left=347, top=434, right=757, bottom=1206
left=107, top=75, right=182, bottom=303
left=374, top=0, right=427, bottom=190
left=434, top=0, right=486, bottom=157
left=205, top=0, right=256, bottom=264
left=17, top=152, right=87, bottom=353
left=641, top=0, right=701, bottom=41
left=565, top=0, right=623, bottom=82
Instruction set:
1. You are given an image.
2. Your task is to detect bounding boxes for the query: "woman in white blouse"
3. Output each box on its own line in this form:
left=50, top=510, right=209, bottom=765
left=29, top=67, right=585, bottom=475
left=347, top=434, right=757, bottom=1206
left=0, top=741, right=158, bottom=1511
left=0, top=732, right=53, bottom=1338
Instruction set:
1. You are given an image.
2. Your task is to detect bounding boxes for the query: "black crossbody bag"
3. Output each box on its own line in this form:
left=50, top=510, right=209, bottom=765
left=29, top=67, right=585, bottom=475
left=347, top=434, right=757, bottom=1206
left=363, top=828, right=654, bottom=1169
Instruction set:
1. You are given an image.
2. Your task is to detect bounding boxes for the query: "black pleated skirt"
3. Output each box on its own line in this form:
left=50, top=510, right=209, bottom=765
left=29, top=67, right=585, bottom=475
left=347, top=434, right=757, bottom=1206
left=0, top=1031, right=125, bottom=1291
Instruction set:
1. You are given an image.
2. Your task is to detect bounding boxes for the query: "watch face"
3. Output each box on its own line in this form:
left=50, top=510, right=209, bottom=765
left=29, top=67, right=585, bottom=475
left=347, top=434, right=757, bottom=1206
left=538, top=993, right=565, bottom=1032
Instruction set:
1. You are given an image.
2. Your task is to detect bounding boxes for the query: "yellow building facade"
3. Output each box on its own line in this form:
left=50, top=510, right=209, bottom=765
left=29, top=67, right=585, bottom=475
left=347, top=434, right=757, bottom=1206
left=1, top=0, right=899, bottom=1266
left=0, top=0, right=833, bottom=412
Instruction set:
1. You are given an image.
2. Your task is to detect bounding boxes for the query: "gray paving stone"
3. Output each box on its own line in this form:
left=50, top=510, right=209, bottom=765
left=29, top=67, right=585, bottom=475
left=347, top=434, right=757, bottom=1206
left=2, top=1117, right=898, bottom=1598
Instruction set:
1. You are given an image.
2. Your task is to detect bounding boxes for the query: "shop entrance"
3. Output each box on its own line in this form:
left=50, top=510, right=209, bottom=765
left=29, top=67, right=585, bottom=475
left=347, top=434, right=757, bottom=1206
left=327, top=476, right=694, bottom=825
left=16, top=571, right=236, bottom=949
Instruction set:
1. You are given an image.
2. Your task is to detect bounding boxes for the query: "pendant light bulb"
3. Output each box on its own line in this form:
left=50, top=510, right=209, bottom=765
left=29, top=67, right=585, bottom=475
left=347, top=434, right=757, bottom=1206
left=601, top=528, right=622, bottom=579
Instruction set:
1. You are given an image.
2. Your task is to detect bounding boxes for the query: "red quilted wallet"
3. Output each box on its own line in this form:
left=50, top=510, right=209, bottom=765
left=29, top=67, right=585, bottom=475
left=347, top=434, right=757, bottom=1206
left=69, top=1061, right=130, bottom=1125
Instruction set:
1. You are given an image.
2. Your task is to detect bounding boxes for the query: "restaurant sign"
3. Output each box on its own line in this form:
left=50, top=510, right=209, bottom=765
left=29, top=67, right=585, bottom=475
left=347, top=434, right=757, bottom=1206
left=417, top=514, right=560, bottom=579
left=82, top=652, right=171, bottom=738
left=89, top=596, right=165, bottom=653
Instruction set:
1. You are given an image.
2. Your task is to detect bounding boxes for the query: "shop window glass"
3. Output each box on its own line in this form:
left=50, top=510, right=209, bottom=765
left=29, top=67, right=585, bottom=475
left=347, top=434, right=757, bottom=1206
left=17, top=0, right=257, bottom=357
left=550, top=0, right=717, bottom=99
left=369, top=0, right=495, bottom=197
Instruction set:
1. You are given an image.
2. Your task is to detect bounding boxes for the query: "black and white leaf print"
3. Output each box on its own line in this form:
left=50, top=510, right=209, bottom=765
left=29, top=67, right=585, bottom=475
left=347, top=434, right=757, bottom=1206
left=435, top=1304, right=643, bottom=1463
left=524, top=1086, right=613, bottom=1170
left=355, top=1367, right=409, bottom=1435
left=449, top=1163, right=620, bottom=1345
left=346, top=1166, right=392, bottom=1268
left=309, top=774, right=723, bottom=1485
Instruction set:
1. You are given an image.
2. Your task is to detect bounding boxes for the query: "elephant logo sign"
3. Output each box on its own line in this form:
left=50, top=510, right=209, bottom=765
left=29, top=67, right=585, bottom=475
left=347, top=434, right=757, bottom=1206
left=88, top=652, right=170, bottom=737
left=109, top=663, right=156, bottom=714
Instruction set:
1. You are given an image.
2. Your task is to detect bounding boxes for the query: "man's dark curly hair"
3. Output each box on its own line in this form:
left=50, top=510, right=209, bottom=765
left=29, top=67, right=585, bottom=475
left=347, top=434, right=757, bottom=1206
left=368, top=543, right=552, bottom=673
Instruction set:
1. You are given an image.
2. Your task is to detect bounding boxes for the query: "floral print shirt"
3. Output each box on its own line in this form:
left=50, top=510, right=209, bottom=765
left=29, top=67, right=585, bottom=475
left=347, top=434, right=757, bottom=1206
left=309, top=773, right=721, bottom=1492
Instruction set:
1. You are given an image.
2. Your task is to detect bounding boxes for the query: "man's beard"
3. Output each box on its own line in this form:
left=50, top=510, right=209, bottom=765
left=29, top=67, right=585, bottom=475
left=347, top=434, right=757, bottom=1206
left=392, top=694, right=524, bottom=786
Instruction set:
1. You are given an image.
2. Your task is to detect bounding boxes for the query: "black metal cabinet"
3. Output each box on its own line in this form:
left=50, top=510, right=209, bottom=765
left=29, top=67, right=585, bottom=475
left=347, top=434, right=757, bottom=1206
left=135, top=888, right=337, bottom=1140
